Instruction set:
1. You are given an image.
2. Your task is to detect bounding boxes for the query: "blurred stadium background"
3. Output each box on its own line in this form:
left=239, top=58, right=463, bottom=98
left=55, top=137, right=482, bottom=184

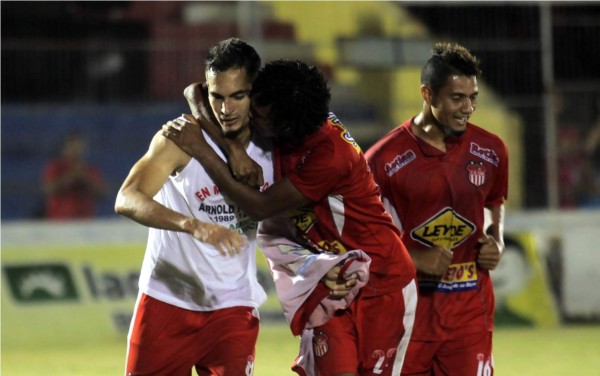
left=2, top=1, right=600, bottom=375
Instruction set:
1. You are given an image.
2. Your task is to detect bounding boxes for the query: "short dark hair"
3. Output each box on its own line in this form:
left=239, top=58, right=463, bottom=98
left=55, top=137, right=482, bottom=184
left=205, top=38, right=261, bottom=82
left=421, top=42, right=481, bottom=93
left=252, top=59, right=331, bottom=143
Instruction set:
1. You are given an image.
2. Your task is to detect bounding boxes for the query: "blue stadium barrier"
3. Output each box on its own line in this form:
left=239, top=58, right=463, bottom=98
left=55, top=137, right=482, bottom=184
left=1, top=102, right=188, bottom=220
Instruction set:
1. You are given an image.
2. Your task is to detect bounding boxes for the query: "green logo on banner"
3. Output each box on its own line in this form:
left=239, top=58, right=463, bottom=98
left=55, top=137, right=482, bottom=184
left=3, top=264, right=79, bottom=303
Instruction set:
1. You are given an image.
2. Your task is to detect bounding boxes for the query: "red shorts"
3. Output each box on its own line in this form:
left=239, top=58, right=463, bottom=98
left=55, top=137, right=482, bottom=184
left=126, top=293, right=259, bottom=376
left=401, top=330, right=493, bottom=376
left=313, top=279, right=417, bottom=375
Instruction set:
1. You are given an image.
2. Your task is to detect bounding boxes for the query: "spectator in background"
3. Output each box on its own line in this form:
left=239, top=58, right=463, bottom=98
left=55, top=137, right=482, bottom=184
left=554, top=93, right=600, bottom=208
left=553, top=92, right=587, bottom=208
left=581, top=107, right=600, bottom=207
left=556, top=126, right=590, bottom=208
left=42, top=133, right=107, bottom=219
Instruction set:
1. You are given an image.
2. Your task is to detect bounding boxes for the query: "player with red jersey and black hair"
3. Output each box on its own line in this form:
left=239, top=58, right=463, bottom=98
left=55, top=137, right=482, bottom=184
left=163, top=59, right=417, bottom=376
left=365, top=42, right=508, bottom=375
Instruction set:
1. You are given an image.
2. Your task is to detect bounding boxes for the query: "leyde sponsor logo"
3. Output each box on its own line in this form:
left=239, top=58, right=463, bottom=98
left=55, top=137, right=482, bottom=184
left=3, top=264, right=79, bottom=302
left=411, top=207, right=476, bottom=250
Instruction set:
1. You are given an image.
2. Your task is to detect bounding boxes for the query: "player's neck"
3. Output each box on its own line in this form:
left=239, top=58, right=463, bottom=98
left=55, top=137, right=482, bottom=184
left=226, top=125, right=252, bottom=148
left=412, top=112, right=446, bottom=152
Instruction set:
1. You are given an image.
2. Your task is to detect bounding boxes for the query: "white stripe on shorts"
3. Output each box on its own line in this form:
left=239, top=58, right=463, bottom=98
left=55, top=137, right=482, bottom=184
left=391, top=279, right=418, bottom=375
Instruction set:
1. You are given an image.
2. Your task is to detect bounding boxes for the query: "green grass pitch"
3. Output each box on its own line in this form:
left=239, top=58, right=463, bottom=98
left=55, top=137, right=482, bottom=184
left=2, top=323, right=599, bottom=375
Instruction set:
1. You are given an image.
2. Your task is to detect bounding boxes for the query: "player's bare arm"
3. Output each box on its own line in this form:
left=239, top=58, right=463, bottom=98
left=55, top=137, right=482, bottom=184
left=408, top=245, right=453, bottom=276
left=115, top=131, right=246, bottom=256
left=477, top=204, right=505, bottom=270
left=183, top=82, right=264, bottom=187
left=164, top=114, right=309, bottom=220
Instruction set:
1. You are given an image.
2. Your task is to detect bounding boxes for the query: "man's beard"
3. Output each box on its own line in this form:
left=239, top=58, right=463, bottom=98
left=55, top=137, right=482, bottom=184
left=222, top=126, right=245, bottom=139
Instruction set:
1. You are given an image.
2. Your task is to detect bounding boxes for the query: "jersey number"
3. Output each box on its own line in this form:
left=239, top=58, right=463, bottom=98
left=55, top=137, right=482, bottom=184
left=372, top=348, right=396, bottom=374
left=476, top=353, right=493, bottom=376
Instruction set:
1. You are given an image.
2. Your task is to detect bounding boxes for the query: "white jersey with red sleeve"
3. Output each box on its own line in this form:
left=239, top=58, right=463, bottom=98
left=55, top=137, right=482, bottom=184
left=365, top=118, right=509, bottom=340
left=138, top=132, right=274, bottom=312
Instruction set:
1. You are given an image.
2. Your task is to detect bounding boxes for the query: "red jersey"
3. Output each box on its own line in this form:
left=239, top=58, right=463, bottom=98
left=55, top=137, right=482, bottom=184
left=365, top=119, right=509, bottom=340
left=274, top=113, right=415, bottom=296
left=43, top=158, right=104, bottom=219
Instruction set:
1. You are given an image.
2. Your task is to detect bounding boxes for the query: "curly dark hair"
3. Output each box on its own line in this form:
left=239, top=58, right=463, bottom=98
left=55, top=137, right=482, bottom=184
left=252, top=59, right=331, bottom=144
left=421, top=42, right=481, bottom=93
left=205, top=38, right=261, bottom=82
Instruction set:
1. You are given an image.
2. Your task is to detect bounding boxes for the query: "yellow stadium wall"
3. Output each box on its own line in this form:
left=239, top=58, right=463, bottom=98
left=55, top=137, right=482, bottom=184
left=267, top=1, right=523, bottom=208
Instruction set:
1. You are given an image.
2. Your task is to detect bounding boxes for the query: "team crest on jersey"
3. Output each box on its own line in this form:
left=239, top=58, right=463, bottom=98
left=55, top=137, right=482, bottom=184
left=384, top=150, right=416, bottom=176
left=329, top=113, right=362, bottom=154
left=470, top=142, right=499, bottom=166
left=411, top=207, right=475, bottom=250
left=313, top=330, right=329, bottom=357
left=466, top=160, right=487, bottom=187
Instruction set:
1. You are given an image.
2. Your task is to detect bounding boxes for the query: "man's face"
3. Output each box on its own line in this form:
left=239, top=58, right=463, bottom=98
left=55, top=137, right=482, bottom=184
left=429, top=75, right=478, bottom=135
left=206, top=68, right=252, bottom=136
left=63, top=137, right=85, bottom=161
left=250, top=101, right=297, bottom=144
left=250, top=100, right=275, bottom=138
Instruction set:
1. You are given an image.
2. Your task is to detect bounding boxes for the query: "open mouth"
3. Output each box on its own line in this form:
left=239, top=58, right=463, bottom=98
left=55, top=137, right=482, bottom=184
left=455, top=117, right=468, bottom=126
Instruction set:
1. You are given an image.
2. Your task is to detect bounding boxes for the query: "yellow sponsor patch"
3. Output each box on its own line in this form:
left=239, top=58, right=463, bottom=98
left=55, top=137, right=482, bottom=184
left=419, top=262, right=478, bottom=292
left=315, top=239, right=348, bottom=255
left=289, top=208, right=317, bottom=232
left=411, top=207, right=475, bottom=250
left=329, top=113, right=361, bottom=154
left=288, top=207, right=348, bottom=255
left=442, top=261, right=478, bottom=283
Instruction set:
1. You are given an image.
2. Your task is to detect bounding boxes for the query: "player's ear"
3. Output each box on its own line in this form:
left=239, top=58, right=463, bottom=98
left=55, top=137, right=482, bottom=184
left=420, top=85, right=433, bottom=104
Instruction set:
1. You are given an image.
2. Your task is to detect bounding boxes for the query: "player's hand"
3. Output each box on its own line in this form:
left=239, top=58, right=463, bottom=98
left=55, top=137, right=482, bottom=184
left=187, top=219, right=247, bottom=256
left=183, top=82, right=263, bottom=188
left=228, top=147, right=264, bottom=188
left=183, top=82, right=219, bottom=125
left=321, top=265, right=358, bottom=300
left=162, top=114, right=207, bottom=156
left=410, top=245, right=453, bottom=276
left=477, top=235, right=503, bottom=270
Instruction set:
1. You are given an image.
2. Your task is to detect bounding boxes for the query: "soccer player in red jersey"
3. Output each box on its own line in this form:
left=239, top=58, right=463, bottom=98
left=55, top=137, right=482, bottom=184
left=365, top=42, right=508, bottom=376
left=164, top=59, right=417, bottom=376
